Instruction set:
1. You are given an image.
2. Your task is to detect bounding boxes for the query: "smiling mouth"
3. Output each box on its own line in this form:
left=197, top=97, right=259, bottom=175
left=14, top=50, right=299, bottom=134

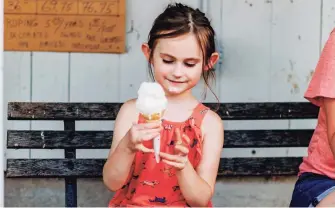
left=167, top=79, right=187, bottom=84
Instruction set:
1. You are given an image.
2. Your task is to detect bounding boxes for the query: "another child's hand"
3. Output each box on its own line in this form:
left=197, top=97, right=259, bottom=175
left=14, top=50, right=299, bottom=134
left=126, top=121, right=162, bottom=153
left=159, top=128, right=191, bottom=171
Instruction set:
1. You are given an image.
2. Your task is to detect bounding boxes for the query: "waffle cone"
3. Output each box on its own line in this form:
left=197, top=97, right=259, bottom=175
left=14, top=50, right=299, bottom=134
left=141, top=111, right=164, bottom=123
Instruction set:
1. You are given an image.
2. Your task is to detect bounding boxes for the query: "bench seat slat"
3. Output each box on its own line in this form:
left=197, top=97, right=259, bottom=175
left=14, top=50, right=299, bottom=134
left=6, top=157, right=302, bottom=178
left=7, top=129, right=312, bottom=149
left=8, top=102, right=318, bottom=120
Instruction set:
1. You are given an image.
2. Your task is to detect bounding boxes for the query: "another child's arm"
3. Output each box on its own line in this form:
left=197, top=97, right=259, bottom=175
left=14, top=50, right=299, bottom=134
left=160, top=111, right=224, bottom=206
left=103, top=99, right=161, bottom=191
left=324, top=98, right=335, bottom=158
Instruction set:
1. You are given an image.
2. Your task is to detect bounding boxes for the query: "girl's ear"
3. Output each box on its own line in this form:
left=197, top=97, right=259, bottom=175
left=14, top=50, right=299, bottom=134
left=204, top=52, right=220, bottom=71
left=141, top=43, right=151, bottom=62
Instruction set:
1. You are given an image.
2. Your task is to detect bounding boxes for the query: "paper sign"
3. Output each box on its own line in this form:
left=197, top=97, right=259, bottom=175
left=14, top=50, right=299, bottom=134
left=4, top=0, right=126, bottom=53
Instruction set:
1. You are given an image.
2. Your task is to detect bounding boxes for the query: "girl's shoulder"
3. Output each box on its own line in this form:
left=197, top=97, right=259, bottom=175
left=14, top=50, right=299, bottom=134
left=200, top=106, right=223, bottom=138
left=115, top=98, right=139, bottom=125
left=118, top=98, right=137, bottom=113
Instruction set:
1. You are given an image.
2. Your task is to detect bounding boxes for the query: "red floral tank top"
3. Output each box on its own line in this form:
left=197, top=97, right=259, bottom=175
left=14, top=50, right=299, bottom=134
left=108, top=103, right=212, bottom=207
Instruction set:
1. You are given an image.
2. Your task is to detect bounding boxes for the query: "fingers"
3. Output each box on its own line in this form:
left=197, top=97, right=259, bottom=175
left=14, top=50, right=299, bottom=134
left=182, top=134, right=191, bottom=146
left=138, top=131, right=160, bottom=142
left=128, top=121, right=162, bottom=154
left=159, top=152, right=189, bottom=170
left=161, top=159, right=184, bottom=169
left=173, top=128, right=190, bottom=156
left=159, top=152, right=185, bottom=163
left=174, top=143, right=189, bottom=155
left=136, top=122, right=162, bottom=130
left=174, top=128, right=191, bottom=146
left=131, top=122, right=162, bottom=143
left=140, top=127, right=161, bottom=135
left=175, top=128, right=182, bottom=144
left=137, top=144, right=154, bottom=153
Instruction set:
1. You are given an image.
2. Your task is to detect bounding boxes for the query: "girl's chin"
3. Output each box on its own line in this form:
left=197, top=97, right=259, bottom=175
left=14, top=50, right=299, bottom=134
left=168, top=86, right=180, bottom=93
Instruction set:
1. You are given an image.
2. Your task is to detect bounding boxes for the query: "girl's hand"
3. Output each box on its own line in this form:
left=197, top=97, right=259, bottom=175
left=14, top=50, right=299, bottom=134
left=126, top=121, right=162, bottom=153
left=159, top=128, right=191, bottom=171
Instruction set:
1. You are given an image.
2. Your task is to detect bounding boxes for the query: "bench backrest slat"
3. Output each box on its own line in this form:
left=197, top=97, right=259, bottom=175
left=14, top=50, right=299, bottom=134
left=206, top=102, right=319, bottom=119
left=6, top=159, right=105, bottom=177
left=6, top=157, right=303, bottom=177
left=8, top=102, right=319, bottom=120
left=7, top=130, right=113, bottom=149
left=224, top=129, right=313, bottom=147
left=6, top=101, right=318, bottom=178
left=8, top=102, right=122, bottom=120
left=7, top=129, right=313, bottom=149
left=218, top=157, right=303, bottom=176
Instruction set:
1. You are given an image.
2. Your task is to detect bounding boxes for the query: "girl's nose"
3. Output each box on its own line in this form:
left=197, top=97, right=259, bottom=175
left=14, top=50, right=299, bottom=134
left=172, top=64, right=183, bottom=77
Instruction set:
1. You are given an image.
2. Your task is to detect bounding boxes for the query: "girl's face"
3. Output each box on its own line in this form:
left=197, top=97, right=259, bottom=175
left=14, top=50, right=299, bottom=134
left=143, top=33, right=205, bottom=96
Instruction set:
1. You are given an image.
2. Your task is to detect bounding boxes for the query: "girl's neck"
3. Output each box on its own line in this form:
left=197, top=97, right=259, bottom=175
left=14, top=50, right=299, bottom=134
left=162, top=90, right=200, bottom=123
left=165, top=90, right=199, bottom=108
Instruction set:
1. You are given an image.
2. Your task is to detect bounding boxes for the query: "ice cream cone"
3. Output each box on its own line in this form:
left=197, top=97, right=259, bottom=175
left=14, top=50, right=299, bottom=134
left=135, top=82, right=167, bottom=164
left=141, top=110, right=165, bottom=123
left=142, top=112, right=163, bottom=122
left=141, top=111, right=164, bottom=163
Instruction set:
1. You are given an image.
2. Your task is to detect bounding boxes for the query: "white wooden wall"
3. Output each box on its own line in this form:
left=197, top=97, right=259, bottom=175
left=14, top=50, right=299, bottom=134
left=4, top=0, right=335, bottom=166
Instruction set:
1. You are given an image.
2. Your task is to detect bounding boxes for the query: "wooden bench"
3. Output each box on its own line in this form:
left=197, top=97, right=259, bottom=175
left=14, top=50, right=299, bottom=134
left=5, top=101, right=319, bottom=207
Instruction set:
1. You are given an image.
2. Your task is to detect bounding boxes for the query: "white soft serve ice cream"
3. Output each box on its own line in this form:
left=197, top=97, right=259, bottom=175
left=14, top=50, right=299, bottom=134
left=136, top=82, right=167, bottom=116
left=136, top=82, right=167, bottom=163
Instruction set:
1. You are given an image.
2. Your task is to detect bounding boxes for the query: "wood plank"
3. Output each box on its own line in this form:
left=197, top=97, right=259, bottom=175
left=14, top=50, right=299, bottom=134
left=205, top=102, right=319, bottom=120
left=30, top=52, right=70, bottom=159
left=219, top=0, right=272, bottom=102
left=7, top=102, right=122, bottom=120
left=6, top=157, right=302, bottom=177
left=6, top=159, right=105, bottom=177
left=270, top=0, right=321, bottom=101
left=188, top=0, right=220, bottom=102
left=8, top=102, right=318, bottom=120
left=69, top=46, right=120, bottom=132
left=7, top=130, right=112, bottom=149
left=4, top=52, right=32, bottom=162
left=31, top=52, right=69, bottom=131
left=224, top=129, right=313, bottom=148
left=7, top=129, right=312, bottom=149
left=321, top=0, right=335, bottom=47
left=218, top=157, right=302, bottom=176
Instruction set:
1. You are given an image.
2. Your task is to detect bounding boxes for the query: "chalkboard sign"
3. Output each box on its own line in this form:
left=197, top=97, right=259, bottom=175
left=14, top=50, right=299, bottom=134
left=4, top=0, right=126, bottom=53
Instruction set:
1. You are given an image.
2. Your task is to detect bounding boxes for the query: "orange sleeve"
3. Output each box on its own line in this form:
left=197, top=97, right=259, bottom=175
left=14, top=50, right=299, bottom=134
left=304, top=28, right=335, bottom=106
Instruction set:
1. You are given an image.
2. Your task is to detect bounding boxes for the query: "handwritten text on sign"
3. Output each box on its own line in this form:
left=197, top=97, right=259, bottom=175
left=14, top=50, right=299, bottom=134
left=4, top=0, right=126, bottom=53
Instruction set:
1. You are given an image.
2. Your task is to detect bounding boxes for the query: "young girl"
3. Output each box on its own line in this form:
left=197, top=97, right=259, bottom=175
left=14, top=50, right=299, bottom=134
left=102, top=3, right=224, bottom=207
left=289, top=28, right=335, bottom=207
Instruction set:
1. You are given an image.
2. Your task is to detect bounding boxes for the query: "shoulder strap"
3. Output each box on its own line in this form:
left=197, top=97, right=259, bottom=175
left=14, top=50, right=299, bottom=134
left=190, top=103, right=210, bottom=128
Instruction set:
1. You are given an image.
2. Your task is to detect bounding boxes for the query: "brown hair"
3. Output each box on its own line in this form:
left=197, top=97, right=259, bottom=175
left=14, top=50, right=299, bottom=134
left=146, top=2, right=219, bottom=104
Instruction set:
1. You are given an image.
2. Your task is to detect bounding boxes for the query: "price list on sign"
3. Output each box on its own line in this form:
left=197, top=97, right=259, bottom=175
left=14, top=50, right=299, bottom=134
left=4, top=0, right=126, bottom=53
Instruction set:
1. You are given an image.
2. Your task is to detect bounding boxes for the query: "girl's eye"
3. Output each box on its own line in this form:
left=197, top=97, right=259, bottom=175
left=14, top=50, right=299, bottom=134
left=163, top=59, right=174, bottom=64
left=185, top=63, right=196, bottom=67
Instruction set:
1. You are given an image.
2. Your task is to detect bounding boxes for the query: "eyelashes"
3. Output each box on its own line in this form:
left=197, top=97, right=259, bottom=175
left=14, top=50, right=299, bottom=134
left=162, top=59, right=173, bottom=64
left=162, top=59, right=196, bottom=67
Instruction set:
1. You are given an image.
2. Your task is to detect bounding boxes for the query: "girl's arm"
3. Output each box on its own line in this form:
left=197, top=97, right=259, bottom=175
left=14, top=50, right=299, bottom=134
left=102, top=99, right=138, bottom=191
left=176, top=111, right=224, bottom=206
left=323, top=98, right=335, bottom=158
